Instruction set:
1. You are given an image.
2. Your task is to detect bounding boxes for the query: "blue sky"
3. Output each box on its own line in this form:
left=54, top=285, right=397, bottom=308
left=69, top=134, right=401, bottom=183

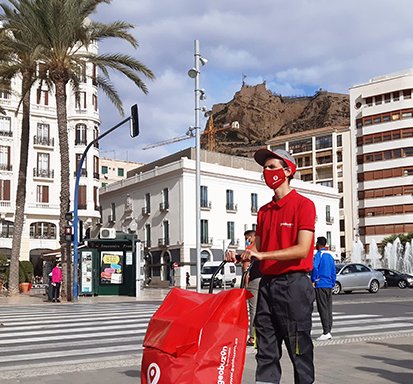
left=94, top=0, right=413, bottom=163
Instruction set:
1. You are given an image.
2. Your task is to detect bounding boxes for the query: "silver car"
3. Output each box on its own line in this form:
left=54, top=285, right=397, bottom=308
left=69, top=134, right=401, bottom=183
left=333, top=263, right=386, bottom=294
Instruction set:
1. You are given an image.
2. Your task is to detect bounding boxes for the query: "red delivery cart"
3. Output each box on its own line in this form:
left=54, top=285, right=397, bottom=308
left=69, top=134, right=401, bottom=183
left=141, top=260, right=253, bottom=384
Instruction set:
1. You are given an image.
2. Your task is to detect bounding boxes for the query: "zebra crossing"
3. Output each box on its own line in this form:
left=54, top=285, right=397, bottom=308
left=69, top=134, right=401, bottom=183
left=0, top=302, right=413, bottom=376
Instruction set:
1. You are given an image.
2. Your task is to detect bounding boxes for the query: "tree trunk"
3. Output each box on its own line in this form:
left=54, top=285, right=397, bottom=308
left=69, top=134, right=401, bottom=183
left=8, top=75, right=32, bottom=297
left=54, top=80, right=72, bottom=302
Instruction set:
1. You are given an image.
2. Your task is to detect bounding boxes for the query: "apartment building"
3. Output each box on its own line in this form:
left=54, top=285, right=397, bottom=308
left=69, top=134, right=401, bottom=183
left=100, top=157, right=144, bottom=187
left=266, top=126, right=355, bottom=259
left=350, top=69, right=413, bottom=250
left=99, top=148, right=340, bottom=288
left=0, top=43, right=101, bottom=277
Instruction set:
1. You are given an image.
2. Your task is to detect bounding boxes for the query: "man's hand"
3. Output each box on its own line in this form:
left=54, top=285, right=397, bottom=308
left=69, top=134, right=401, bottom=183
left=225, top=249, right=237, bottom=262
left=241, top=248, right=261, bottom=262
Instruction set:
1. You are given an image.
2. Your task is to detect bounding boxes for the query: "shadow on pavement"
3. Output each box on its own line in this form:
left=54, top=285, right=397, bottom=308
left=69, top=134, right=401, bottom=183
left=355, top=342, right=413, bottom=384
left=122, top=369, right=140, bottom=378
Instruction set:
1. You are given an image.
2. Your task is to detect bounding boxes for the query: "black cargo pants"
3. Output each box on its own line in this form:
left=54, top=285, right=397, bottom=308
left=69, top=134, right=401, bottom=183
left=255, top=272, right=315, bottom=384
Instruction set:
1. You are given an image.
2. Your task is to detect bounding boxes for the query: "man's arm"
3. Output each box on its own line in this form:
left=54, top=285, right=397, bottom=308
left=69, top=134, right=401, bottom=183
left=242, top=230, right=313, bottom=262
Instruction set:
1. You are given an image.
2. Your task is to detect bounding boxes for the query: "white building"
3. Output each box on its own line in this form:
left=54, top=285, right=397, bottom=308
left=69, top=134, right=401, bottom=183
left=0, top=43, right=101, bottom=277
left=266, top=126, right=355, bottom=260
left=99, top=148, right=340, bottom=288
left=350, top=69, right=413, bottom=250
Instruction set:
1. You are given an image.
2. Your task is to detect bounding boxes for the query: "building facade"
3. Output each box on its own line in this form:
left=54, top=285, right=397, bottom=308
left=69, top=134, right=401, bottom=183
left=99, top=148, right=340, bottom=288
left=266, top=126, right=355, bottom=259
left=100, top=157, right=144, bottom=187
left=0, top=43, right=101, bottom=277
left=350, top=69, right=413, bottom=250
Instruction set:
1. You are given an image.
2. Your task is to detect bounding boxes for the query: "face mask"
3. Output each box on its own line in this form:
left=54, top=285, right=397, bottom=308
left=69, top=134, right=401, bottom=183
left=245, top=239, right=251, bottom=247
left=263, top=168, right=287, bottom=190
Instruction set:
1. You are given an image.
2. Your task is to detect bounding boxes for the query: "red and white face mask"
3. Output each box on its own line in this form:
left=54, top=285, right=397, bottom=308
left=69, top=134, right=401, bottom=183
left=263, top=167, right=287, bottom=190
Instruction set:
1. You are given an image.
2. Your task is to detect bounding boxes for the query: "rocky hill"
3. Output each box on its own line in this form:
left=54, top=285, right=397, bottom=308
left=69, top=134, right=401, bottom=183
left=202, top=83, right=350, bottom=157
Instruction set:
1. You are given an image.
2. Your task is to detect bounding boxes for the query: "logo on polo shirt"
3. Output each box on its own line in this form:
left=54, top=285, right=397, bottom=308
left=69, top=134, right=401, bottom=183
left=280, top=222, right=294, bottom=227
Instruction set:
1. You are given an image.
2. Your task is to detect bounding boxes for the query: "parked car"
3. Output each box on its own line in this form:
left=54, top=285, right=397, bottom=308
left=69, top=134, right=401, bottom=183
left=376, top=268, right=413, bottom=289
left=333, top=263, right=386, bottom=294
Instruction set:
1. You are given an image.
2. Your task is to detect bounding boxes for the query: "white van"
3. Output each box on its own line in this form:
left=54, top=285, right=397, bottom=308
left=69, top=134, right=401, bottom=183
left=200, top=261, right=237, bottom=289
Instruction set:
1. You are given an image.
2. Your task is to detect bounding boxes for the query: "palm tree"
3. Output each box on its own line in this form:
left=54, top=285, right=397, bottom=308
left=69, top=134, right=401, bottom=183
left=0, top=0, right=42, bottom=297
left=29, top=0, right=154, bottom=300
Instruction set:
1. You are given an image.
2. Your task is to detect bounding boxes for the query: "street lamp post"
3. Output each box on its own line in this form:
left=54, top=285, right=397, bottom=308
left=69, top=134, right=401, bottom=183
left=72, top=105, right=139, bottom=300
left=188, top=40, right=207, bottom=292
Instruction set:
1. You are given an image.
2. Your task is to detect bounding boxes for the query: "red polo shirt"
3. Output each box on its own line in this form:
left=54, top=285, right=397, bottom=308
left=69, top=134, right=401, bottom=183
left=256, top=189, right=316, bottom=275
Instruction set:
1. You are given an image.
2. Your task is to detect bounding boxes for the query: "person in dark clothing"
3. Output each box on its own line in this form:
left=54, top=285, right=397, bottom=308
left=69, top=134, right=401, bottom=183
left=311, top=236, right=337, bottom=340
left=226, top=148, right=316, bottom=384
left=242, top=229, right=261, bottom=346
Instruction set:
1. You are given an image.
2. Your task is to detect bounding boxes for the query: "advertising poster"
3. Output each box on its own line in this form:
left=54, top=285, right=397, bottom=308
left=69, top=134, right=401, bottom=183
left=101, top=251, right=124, bottom=284
left=81, top=251, right=93, bottom=293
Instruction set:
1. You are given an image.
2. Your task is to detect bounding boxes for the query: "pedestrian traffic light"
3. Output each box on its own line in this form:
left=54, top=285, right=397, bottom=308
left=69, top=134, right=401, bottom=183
left=65, top=226, right=73, bottom=242
left=130, top=104, right=139, bottom=137
left=65, top=211, right=73, bottom=222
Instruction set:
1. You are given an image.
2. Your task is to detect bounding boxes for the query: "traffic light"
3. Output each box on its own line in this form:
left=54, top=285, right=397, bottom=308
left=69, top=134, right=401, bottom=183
left=130, top=104, right=139, bottom=137
left=65, top=211, right=73, bottom=221
left=65, top=226, right=73, bottom=242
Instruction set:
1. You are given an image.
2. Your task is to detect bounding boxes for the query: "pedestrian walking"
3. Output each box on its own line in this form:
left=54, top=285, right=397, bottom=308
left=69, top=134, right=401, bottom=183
left=226, top=148, right=316, bottom=384
left=242, top=229, right=261, bottom=347
left=51, top=262, right=62, bottom=303
left=311, top=236, right=337, bottom=340
left=186, top=272, right=190, bottom=289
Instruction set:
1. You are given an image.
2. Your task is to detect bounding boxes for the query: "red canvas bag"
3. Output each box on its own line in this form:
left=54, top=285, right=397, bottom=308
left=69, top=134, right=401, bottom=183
left=141, top=287, right=251, bottom=384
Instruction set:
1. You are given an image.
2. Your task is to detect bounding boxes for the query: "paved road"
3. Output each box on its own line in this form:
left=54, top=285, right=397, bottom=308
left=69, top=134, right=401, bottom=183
left=1, top=293, right=413, bottom=381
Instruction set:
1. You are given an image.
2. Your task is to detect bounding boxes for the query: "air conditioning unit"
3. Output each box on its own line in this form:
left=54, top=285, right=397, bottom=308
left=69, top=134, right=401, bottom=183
left=99, top=228, right=116, bottom=239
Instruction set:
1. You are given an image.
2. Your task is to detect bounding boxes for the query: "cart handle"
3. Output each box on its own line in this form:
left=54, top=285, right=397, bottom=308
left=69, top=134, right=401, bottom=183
left=208, top=258, right=255, bottom=293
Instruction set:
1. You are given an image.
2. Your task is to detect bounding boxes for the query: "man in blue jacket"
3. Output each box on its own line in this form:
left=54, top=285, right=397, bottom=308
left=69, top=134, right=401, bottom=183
left=311, top=236, right=336, bottom=340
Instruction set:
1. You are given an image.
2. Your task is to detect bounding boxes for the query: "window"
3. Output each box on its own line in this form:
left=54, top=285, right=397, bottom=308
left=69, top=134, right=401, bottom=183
left=75, top=91, right=87, bottom=109
left=163, top=188, right=169, bottom=209
left=29, top=222, right=56, bottom=239
left=117, top=168, right=124, bottom=177
left=251, top=193, right=258, bottom=213
left=101, top=165, right=108, bottom=174
left=326, top=231, right=331, bottom=247
left=36, top=123, right=50, bottom=145
left=163, top=220, right=169, bottom=244
left=101, top=182, right=108, bottom=188
left=93, top=156, right=99, bottom=179
left=200, top=185, right=209, bottom=208
left=75, top=123, right=87, bottom=145
left=111, top=202, right=116, bottom=221
left=36, top=185, right=49, bottom=203
left=375, top=95, right=382, bottom=105
left=326, top=205, right=331, bottom=223
left=403, top=89, right=412, bottom=99
left=227, top=221, right=235, bottom=245
left=336, top=134, right=342, bottom=147
left=77, top=62, right=87, bottom=83
left=0, top=179, right=11, bottom=201
left=145, top=224, right=151, bottom=247
left=75, top=154, right=87, bottom=176
left=393, top=91, right=400, bottom=101
left=36, top=88, right=49, bottom=105
left=92, top=64, right=97, bottom=85
left=93, top=126, right=99, bottom=148
left=145, top=193, right=151, bottom=214
left=338, top=182, right=343, bottom=193
left=92, top=94, right=98, bottom=111
left=226, top=189, right=235, bottom=210
left=78, top=185, right=87, bottom=210
left=0, top=145, right=11, bottom=171
left=0, top=81, right=10, bottom=99
left=0, top=116, right=11, bottom=136
left=0, top=220, right=14, bottom=238
left=93, top=186, right=99, bottom=210
left=366, top=97, right=373, bottom=106
left=37, top=153, right=50, bottom=172
left=316, top=135, right=332, bottom=150
left=201, top=219, right=209, bottom=244
left=384, top=93, right=391, bottom=103
left=289, top=138, right=312, bottom=153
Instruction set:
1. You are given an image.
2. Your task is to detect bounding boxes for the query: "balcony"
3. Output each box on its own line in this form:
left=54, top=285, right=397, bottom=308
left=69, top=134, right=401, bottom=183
left=93, top=172, right=100, bottom=180
left=227, top=239, right=240, bottom=248
left=0, top=130, right=12, bottom=137
left=33, top=168, right=54, bottom=179
left=201, top=201, right=212, bottom=210
left=159, top=202, right=169, bottom=212
left=0, top=201, right=11, bottom=208
left=201, top=237, right=213, bottom=246
left=75, top=139, right=87, bottom=146
left=73, top=169, right=87, bottom=177
left=226, top=203, right=238, bottom=213
left=158, top=238, right=170, bottom=247
left=0, top=163, right=12, bottom=171
left=251, top=206, right=258, bottom=214
left=142, top=207, right=151, bottom=216
left=326, top=217, right=335, bottom=225
left=33, top=135, right=54, bottom=147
